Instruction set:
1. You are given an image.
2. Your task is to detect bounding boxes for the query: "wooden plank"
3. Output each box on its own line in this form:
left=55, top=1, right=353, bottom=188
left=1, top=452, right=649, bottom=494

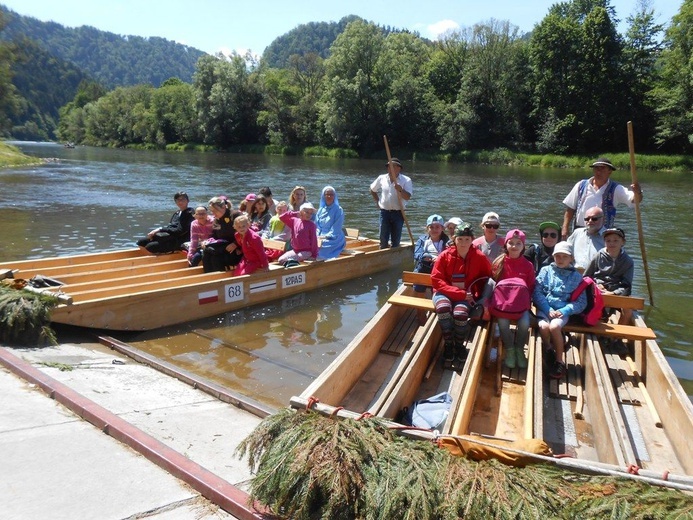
left=402, top=271, right=433, bottom=287
left=574, top=334, right=585, bottom=419
left=262, top=238, right=287, bottom=251
left=602, top=294, right=645, bottom=310
left=344, top=227, right=360, bottom=239
left=564, top=321, right=655, bottom=341
left=585, top=334, right=638, bottom=466
left=380, top=309, right=418, bottom=356
left=566, top=346, right=578, bottom=401
left=389, top=293, right=435, bottom=312
left=603, top=345, right=640, bottom=406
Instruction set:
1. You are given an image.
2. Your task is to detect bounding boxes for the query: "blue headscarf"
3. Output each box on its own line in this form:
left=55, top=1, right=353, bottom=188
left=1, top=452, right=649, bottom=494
left=316, top=185, right=346, bottom=259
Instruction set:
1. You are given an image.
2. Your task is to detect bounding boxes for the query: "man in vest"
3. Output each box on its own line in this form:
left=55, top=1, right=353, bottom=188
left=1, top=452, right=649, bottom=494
left=561, top=158, right=643, bottom=240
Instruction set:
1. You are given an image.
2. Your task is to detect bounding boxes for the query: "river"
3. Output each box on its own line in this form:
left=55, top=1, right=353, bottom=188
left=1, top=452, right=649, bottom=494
left=1, top=142, right=691, bottom=406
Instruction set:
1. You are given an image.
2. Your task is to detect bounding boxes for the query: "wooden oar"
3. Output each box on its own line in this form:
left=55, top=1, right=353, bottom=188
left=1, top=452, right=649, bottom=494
left=627, top=121, right=654, bottom=306
left=383, top=135, right=415, bottom=244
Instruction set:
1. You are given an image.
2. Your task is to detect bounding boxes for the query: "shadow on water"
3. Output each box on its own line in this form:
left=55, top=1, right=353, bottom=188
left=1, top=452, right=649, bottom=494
left=4, top=142, right=692, bottom=404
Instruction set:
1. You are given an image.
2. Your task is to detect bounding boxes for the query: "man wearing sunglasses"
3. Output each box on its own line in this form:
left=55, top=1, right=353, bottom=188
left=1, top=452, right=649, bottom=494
left=567, top=207, right=606, bottom=273
left=561, top=158, right=643, bottom=240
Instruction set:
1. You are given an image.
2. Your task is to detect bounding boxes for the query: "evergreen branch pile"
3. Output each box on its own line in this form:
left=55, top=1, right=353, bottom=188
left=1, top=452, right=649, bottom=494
left=0, top=285, right=58, bottom=346
left=238, top=408, right=693, bottom=520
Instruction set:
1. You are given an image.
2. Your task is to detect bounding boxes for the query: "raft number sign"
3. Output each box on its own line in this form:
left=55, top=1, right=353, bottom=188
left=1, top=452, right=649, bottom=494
left=282, top=272, right=306, bottom=289
left=224, top=282, right=243, bottom=303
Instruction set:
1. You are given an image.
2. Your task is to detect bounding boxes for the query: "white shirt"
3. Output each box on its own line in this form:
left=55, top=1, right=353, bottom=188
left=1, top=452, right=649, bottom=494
left=562, top=178, right=634, bottom=224
left=370, top=173, right=412, bottom=211
left=567, top=227, right=605, bottom=271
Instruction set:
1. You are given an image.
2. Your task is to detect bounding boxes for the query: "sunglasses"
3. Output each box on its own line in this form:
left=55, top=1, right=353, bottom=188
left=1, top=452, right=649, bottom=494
left=484, top=224, right=500, bottom=229
left=584, top=216, right=603, bottom=222
left=542, top=232, right=558, bottom=238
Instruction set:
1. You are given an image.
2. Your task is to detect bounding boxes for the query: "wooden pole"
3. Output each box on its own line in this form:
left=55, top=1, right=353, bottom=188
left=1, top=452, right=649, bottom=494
left=383, top=135, right=415, bottom=244
left=627, top=121, right=654, bottom=306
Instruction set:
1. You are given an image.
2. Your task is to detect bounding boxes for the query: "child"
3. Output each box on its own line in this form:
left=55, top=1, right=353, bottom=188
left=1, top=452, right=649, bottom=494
left=473, top=212, right=505, bottom=262
left=533, top=241, right=587, bottom=379
left=233, top=214, right=269, bottom=275
left=413, top=214, right=449, bottom=293
left=278, top=202, right=319, bottom=265
left=250, top=194, right=271, bottom=233
left=432, top=223, right=492, bottom=364
left=584, top=227, right=634, bottom=324
left=187, top=206, right=215, bottom=267
left=490, top=229, right=535, bottom=369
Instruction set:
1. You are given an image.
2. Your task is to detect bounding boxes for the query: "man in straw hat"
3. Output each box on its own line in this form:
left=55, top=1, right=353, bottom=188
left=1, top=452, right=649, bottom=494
left=561, top=157, right=643, bottom=239
left=370, top=157, right=412, bottom=249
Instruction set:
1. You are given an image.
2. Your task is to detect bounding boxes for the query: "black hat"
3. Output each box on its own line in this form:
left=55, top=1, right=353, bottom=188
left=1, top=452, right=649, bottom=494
left=603, top=227, right=626, bottom=240
left=590, top=158, right=616, bottom=170
left=387, top=158, right=402, bottom=169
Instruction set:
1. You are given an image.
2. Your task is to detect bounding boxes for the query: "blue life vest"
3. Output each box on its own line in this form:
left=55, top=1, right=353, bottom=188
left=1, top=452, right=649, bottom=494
left=575, top=179, right=618, bottom=228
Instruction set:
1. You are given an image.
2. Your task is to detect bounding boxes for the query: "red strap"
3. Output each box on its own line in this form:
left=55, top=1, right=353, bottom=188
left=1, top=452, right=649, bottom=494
left=305, top=396, right=319, bottom=410
left=356, top=412, right=373, bottom=420
left=627, top=464, right=640, bottom=475
left=330, top=406, right=344, bottom=417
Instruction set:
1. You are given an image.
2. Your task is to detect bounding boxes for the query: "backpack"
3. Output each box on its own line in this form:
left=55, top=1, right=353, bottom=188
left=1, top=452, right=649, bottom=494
left=570, top=276, right=605, bottom=326
left=488, top=277, right=531, bottom=320
left=403, top=392, right=452, bottom=431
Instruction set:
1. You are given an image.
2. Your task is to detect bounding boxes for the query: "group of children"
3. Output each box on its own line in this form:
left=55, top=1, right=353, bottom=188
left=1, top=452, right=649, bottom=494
left=139, top=186, right=347, bottom=277
left=415, top=211, right=634, bottom=378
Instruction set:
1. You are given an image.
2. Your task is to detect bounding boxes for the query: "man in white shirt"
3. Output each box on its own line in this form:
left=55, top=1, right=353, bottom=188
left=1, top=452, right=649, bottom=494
left=567, top=206, right=605, bottom=273
left=561, top=158, right=642, bottom=239
left=369, top=158, right=412, bottom=248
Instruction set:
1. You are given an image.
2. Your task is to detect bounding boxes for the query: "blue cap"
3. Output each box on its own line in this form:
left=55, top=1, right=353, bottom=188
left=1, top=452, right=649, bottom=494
left=427, top=214, right=444, bottom=226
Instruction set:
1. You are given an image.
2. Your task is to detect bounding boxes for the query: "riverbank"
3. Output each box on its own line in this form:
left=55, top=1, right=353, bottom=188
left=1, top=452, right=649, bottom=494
left=120, top=141, right=693, bottom=172
left=0, top=141, right=42, bottom=167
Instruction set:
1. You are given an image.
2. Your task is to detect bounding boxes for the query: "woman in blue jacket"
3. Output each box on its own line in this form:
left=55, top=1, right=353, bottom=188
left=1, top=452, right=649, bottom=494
left=315, top=186, right=346, bottom=260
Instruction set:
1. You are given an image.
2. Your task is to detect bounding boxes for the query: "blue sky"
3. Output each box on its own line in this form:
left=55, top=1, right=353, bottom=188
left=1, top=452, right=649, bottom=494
left=1, top=0, right=682, bottom=56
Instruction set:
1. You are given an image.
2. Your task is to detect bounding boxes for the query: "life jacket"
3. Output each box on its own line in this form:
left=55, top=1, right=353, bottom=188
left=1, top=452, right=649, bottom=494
left=575, top=179, right=618, bottom=228
left=570, top=276, right=605, bottom=326
left=488, top=277, right=531, bottom=320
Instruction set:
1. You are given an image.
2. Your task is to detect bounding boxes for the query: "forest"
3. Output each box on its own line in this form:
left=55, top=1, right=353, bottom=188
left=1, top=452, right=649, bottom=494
left=1, top=0, right=691, bottom=156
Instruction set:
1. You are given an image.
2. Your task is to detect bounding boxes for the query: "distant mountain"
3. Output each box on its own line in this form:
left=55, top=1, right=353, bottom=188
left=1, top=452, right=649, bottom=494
left=0, top=5, right=207, bottom=88
left=262, top=15, right=363, bottom=68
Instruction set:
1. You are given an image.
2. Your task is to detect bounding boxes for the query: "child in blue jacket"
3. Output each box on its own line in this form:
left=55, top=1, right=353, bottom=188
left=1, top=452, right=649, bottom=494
left=533, top=241, right=587, bottom=379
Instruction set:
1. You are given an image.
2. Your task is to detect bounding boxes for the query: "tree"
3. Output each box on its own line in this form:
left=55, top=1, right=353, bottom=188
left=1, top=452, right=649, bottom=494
left=193, top=53, right=262, bottom=147
left=319, top=20, right=386, bottom=150
left=530, top=0, right=625, bottom=152
left=622, top=0, right=664, bottom=148
left=651, top=0, right=693, bottom=152
left=0, top=11, right=19, bottom=135
left=378, top=32, right=437, bottom=149
left=151, top=78, right=199, bottom=144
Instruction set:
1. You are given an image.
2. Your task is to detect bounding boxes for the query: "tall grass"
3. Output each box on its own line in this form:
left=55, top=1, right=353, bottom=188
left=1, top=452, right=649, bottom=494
left=0, top=141, right=41, bottom=167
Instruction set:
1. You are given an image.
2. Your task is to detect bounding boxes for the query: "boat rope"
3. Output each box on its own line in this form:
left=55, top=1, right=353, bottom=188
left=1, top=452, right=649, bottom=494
left=627, top=464, right=641, bottom=475
left=356, top=412, right=373, bottom=420
left=305, top=396, right=320, bottom=410
left=330, top=406, right=344, bottom=417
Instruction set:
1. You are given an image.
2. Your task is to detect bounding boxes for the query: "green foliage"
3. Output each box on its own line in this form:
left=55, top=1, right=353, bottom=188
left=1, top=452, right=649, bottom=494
left=238, top=409, right=693, bottom=520
left=651, top=0, right=693, bottom=153
left=0, top=285, right=57, bottom=346
left=0, top=6, right=205, bottom=88
left=262, top=15, right=363, bottom=68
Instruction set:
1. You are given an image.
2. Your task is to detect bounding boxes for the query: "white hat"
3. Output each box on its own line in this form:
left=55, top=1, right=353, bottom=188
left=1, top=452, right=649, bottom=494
left=300, top=202, right=316, bottom=211
left=482, top=212, right=500, bottom=225
left=553, top=241, right=573, bottom=256
left=445, top=217, right=464, bottom=227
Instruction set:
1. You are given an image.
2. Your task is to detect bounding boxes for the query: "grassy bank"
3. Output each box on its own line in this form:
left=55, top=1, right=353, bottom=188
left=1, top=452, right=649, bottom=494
left=0, top=142, right=41, bottom=167
left=123, top=141, right=692, bottom=172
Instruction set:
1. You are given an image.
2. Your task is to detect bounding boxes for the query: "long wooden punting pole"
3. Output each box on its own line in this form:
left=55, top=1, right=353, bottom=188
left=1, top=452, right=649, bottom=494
left=383, top=135, right=415, bottom=244
left=627, top=121, right=654, bottom=306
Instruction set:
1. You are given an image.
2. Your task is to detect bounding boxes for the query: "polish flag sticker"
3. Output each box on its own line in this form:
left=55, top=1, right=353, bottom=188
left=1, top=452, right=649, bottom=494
left=198, top=290, right=219, bottom=305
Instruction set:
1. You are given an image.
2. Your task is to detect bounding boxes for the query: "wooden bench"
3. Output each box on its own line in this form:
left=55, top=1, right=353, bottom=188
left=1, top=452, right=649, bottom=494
left=391, top=272, right=655, bottom=341
left=262, top=238, right=288, bottom=251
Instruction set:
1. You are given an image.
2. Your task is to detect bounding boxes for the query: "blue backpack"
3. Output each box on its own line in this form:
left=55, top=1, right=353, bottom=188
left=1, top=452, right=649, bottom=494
left=403, top=392, right=452, bottom=431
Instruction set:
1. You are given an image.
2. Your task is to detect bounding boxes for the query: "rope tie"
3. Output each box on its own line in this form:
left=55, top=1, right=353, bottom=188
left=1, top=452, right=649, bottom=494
left=330, top=406, right=344, bottom=417
left=554, top=453, right=573, bottom=459
left=662, top=470, right=669, bottom=481
left=627, top=464, right=640, bottom=475
left=356, top=412, right=373, bottom=421
left=305, top=396, right=319, bottom=410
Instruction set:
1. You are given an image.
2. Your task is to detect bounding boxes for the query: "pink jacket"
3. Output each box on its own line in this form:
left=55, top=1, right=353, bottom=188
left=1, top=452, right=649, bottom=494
left=279, top=211, right=319, bottom=258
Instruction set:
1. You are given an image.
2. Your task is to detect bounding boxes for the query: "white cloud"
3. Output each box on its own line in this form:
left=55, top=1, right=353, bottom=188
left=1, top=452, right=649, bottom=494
left=427, top=19, right=460, bottom=40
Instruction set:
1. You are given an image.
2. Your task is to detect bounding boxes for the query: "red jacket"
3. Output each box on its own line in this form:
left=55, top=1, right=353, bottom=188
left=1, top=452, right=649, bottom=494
left=431, top=245, right=492, bottom=301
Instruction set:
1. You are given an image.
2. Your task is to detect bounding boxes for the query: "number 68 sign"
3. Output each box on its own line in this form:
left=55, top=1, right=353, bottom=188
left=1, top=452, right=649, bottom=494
left=224, top=282, right=244, bottom=303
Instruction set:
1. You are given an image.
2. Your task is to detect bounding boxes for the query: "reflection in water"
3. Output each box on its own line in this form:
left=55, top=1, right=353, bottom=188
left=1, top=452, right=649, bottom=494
left=129, top=267, right=405, bottom=409
left=3, top=142, right=691, bottom=403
